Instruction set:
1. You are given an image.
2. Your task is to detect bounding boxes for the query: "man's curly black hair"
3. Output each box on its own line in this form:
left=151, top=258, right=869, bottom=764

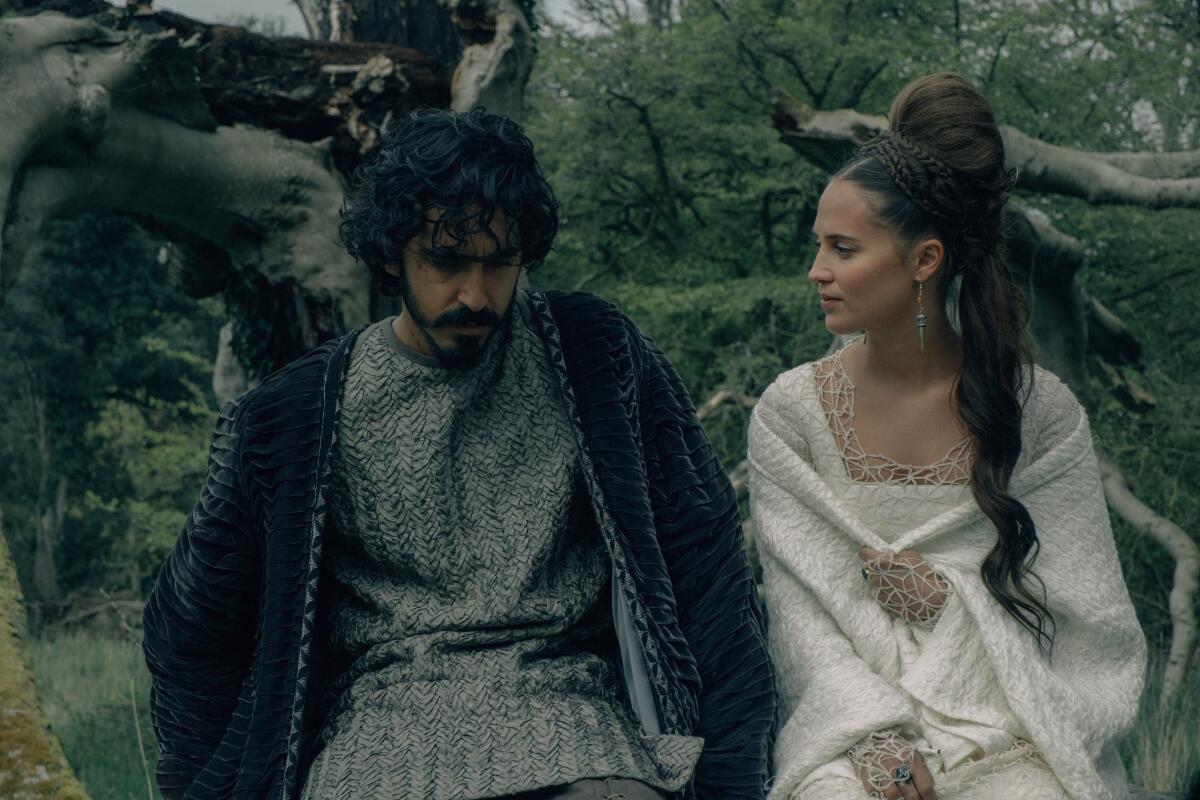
left=338, top=108, right=561, bottom=296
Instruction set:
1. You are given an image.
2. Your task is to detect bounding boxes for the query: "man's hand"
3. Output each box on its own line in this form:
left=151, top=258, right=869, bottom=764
left=858, top=546, right=952, bottom=627
left=847, top=730, right=940, bottom=800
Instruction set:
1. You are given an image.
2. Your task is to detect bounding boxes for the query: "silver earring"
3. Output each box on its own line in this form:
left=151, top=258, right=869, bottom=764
left=916, top=282, right=927, bottom=352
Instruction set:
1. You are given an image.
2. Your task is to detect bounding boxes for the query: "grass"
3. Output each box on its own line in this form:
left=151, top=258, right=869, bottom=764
left=1122, top=644, right=1200, bottom=794
left=30, top=631, right=157, bottom=800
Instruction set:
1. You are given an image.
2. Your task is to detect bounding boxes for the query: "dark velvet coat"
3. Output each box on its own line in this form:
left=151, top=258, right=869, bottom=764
left=143, top=290, right=777, bottom=800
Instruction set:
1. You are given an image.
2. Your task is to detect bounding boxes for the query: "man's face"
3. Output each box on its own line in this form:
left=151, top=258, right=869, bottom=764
left=387, top=208, right=522, bottom=369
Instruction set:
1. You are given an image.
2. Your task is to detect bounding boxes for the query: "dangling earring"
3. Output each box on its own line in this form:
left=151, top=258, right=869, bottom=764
left=916, top=282, right=927, bottom=352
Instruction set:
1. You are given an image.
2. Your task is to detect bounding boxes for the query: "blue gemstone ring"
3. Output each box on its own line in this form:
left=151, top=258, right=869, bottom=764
left=893, top=763, right=913, bottom=784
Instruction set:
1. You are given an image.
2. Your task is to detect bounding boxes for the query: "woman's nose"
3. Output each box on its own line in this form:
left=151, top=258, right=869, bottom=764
left=808, top=255, right=830, bottom=286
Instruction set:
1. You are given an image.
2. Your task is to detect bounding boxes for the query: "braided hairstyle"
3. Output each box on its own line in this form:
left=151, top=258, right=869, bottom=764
left=836, top=72, right=1054, bottom=653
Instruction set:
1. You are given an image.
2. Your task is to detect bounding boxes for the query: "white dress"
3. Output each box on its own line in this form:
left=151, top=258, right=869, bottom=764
left=752, top=343, right=1118, bottom=800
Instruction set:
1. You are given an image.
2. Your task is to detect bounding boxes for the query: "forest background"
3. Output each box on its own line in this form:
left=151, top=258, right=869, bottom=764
left=0, top=0, right=1198, bottom=797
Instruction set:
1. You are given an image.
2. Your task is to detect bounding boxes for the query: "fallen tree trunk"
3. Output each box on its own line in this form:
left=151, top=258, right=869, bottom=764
left=771, top=94, right=1200, bottom=207
left=0, top=4, right=449, bottom=375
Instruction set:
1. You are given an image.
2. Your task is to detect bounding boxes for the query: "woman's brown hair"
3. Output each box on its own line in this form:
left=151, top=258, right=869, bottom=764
left=836, top=72, right=1054, bottom=653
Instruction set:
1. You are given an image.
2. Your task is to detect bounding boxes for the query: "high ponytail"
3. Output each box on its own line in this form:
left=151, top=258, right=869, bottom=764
left=835, top=72, right=1055, bottom=653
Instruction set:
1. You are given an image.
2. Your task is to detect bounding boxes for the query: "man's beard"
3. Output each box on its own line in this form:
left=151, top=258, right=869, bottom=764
left=399, top=283, right=515, bottom=369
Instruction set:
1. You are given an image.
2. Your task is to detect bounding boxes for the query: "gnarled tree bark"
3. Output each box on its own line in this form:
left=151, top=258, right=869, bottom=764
left=0, top=4, right=448, bottom=376
left=293, top=0, right=534, bottom=122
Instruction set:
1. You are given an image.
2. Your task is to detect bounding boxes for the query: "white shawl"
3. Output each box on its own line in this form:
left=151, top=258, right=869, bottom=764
left=748, top=364, right=1146, bottom=800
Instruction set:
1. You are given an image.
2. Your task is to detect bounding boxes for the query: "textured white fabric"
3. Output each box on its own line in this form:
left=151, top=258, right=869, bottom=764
left=748, top=355, right=1146, bottom=800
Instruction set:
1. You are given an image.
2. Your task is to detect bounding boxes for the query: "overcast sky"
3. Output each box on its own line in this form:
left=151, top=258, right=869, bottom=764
left=155, top=0, right=307, bottom=33
left=154, top=0, right=572, bottom=35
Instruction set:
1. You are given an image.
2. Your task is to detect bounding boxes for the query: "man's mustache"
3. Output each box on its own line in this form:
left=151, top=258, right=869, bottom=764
left=434, top=306, right=501, bottom=328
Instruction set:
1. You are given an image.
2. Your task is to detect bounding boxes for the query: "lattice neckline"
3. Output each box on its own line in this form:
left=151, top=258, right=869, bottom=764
left=815, top=345, right=973, bottom=486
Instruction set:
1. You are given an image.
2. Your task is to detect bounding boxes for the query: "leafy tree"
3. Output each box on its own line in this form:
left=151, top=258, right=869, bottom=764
left=0, top=215, right=221, bottom=607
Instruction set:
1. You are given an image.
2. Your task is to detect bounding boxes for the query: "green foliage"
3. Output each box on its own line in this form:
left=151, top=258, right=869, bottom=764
left=71, top=399, right=211, bottom=594
left=0, top=215, right=222, bottom=603
left=1075, top=202, right=1200, bottom=654
left=601, top=277, right=829, bottom=466
left=528, top=15, right=822, bottom=292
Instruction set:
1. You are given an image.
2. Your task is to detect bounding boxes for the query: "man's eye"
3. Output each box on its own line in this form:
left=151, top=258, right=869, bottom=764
left=835, top=245, right=854, bottom=257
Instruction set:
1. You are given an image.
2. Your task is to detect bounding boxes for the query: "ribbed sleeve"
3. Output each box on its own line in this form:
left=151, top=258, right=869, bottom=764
left=635, top=327, right=777, bottom=800
left=143, top=399, right=259, bottom=792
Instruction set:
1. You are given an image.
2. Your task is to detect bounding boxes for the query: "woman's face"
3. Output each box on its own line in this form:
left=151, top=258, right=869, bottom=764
left=808, top=178, right=920, bottom=337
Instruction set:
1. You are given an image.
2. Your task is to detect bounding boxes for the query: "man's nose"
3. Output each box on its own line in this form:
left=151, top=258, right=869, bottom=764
left=458, top=264, right=488, bottom=312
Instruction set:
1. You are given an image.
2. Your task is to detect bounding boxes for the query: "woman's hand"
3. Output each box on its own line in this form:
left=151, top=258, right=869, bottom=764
left=858, top=546, right=952, bottom=626
left=847, top=730, right=940, bottom=800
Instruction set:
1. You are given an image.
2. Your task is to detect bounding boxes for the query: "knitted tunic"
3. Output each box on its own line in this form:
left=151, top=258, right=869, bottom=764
left=299, top=295, right=702, bottom=800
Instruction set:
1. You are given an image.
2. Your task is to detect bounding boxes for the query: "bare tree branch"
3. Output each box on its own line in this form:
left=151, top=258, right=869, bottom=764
left=1099, top=454, right=1199, bottom=704
left=606, top=90, right=682, bottom=245
left=1003, top=126, right=1200, bottom=208
left=771, top=92, right=1200, bottom=207
left=695, top=388, right=758, bottom=421
left=1092, top=149, right=1200, bottom=180
left=842, top=59, right=889, bottom=109
left=1086, top=291, right=1143, bottom=366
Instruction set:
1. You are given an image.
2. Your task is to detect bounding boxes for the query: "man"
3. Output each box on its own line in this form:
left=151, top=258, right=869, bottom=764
left=143, top=109, right=775, bottom=800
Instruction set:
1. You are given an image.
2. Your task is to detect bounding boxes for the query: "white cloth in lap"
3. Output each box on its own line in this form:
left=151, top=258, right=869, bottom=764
left=748, top=343, right=1146, bottom=800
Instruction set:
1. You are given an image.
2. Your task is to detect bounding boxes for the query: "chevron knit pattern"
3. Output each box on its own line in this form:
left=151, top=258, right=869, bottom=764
left=299, top=296, right=702, bottom=800
left=143, top=289, right=774, bottom=800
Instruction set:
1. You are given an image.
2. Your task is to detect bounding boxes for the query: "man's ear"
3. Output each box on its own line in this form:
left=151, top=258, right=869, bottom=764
left=911, top=236, right=945, bottom=283
left=384, top=262, right=402, bottom=278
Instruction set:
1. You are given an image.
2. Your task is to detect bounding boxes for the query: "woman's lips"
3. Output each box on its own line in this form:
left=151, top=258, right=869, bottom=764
left=820, top=294, right=842, bottom=308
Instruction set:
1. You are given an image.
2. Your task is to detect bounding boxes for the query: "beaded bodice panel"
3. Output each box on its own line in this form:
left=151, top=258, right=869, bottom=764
left=814, top=346, right=973, bottom=487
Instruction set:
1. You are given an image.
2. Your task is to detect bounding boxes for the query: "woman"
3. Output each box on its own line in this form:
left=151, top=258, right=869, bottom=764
left=747, top=73, right=1146, bottom=800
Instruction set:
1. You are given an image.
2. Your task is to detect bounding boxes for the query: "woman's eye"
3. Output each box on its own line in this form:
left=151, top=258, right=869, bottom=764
left=835, top=245, right=854, bottom=257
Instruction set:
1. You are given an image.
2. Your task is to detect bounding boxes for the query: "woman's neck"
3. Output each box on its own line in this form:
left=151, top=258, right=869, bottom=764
left=850, top=312, right=963, bottom=390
